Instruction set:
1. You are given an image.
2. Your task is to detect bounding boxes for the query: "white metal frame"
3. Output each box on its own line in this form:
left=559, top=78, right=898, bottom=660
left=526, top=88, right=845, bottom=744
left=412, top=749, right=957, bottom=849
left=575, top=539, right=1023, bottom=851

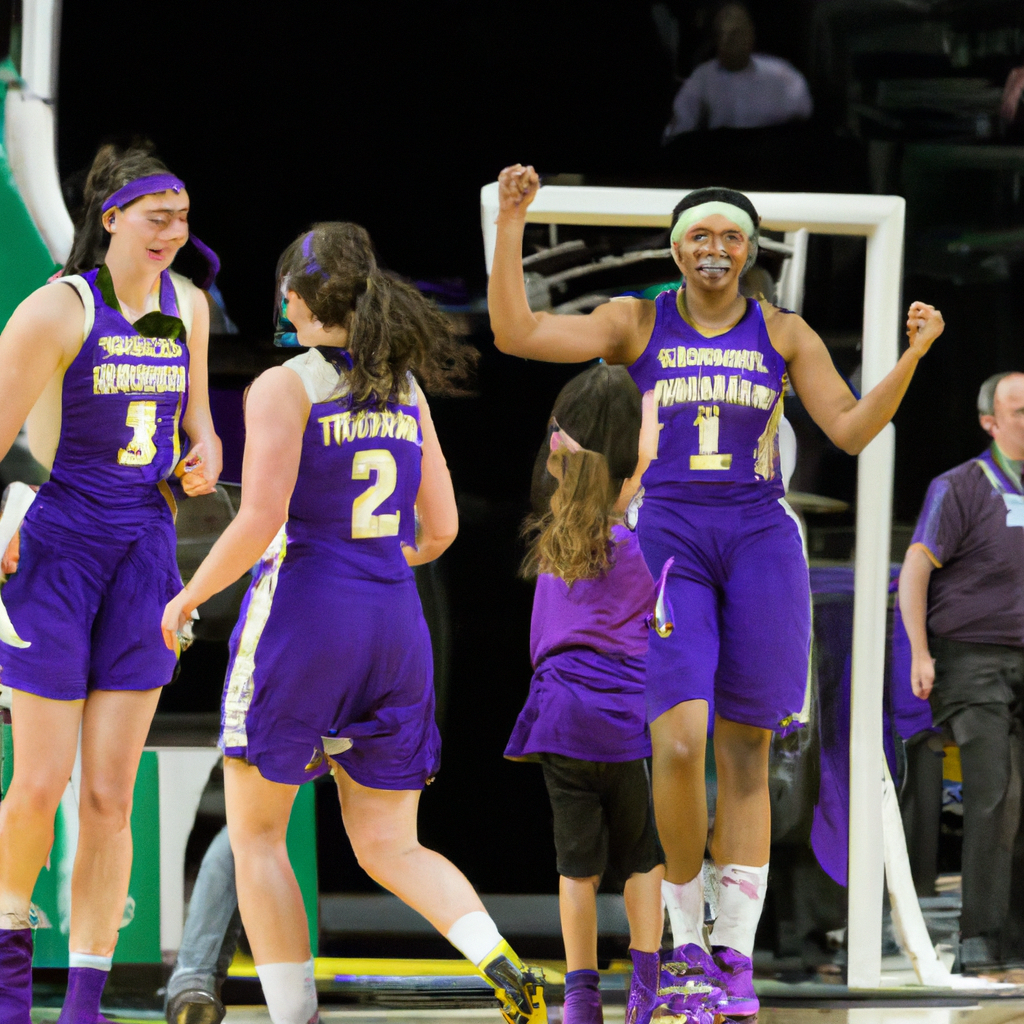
left=4, top=0, right=74, bottom=263
left=481, top=182, right=904, bottom=988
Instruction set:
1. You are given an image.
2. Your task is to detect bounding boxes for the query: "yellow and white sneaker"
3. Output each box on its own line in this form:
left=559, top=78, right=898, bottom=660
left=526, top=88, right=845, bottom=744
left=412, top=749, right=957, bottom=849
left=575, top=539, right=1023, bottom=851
left=477, top=940, right=547, bottom=1024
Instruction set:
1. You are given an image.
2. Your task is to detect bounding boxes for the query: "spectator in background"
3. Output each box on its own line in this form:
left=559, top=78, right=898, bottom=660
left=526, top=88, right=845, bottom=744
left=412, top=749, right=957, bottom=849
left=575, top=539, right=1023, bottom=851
left=663, top=3, right=812, bottom=143
left=899, top=371, right=1024, bottom=975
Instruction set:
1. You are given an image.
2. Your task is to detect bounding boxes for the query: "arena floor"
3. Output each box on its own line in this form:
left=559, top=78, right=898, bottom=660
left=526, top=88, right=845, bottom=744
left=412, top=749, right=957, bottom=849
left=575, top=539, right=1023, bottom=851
left=26, top=1004, right=1024, bottom=1023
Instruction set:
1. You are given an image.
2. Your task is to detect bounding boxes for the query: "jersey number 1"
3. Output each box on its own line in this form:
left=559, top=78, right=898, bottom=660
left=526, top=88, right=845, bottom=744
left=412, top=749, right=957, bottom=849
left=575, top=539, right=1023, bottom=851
left=118, top=400, right=158, bottom=466
left=352, top=449, right=401, bottom=539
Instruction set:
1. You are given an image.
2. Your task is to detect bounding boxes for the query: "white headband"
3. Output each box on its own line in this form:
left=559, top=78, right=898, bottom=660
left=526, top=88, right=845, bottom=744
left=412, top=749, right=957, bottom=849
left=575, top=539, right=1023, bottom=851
left=670, top=201, right=755, bottom=245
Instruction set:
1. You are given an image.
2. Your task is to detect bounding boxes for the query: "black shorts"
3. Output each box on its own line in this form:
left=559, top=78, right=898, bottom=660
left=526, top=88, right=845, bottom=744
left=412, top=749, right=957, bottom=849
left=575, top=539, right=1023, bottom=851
left=540, top=754, right=664, bottom=888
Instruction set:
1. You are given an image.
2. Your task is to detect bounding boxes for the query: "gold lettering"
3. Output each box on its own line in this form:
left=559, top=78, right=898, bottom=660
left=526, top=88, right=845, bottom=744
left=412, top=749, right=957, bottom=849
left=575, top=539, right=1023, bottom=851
left=739, top=379, right=752, bottom=405
left=699, top=376, right=713, bottom=401
left=318, top=415, right=333, bottom=446
left=712, top=375, right=726, bottom=401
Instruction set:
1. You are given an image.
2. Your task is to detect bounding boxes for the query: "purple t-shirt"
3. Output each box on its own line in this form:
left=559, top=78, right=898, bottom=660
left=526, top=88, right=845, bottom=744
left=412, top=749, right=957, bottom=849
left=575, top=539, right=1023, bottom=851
left=530, top=525, right=655, bottom=665
left=505, top=525, right=656, bottom=762
left=910, top=446, right=1024, bottom=648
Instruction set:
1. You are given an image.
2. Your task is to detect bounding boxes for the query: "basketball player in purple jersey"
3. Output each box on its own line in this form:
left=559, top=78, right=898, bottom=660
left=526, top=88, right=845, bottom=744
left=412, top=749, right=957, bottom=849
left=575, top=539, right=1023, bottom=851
left=0, top=143, right=221, bottom=1024
left=161, top=223, right=546, bottom=1024
left=489, top=166, right=944, bottom=1017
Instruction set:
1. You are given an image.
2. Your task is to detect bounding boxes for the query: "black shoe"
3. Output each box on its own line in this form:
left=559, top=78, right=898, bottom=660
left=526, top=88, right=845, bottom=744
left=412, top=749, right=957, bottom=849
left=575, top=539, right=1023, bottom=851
left=166, top=989, right=225, bottom=1024
left=958, top=935, right=1003, bottom=975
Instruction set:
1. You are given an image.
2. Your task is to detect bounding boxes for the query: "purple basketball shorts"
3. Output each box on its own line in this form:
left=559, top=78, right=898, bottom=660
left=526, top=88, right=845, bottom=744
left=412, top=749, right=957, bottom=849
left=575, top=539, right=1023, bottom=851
left=221, top=567, right=440, bottom=790
left=0, top=491, right=180, bottom=700
left=636, top=489, right=810, bottom=731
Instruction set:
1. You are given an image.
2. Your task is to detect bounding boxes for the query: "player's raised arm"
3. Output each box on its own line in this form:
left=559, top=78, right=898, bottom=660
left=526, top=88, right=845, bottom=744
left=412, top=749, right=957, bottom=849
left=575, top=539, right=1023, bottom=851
left=778, top=301, right=944, bottom=455
left=488, top=164, right=644, bottom=365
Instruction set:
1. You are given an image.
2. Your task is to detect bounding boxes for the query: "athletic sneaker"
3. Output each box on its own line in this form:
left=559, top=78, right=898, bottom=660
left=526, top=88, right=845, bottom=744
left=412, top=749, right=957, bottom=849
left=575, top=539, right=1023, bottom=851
left=478, top=940, right=547, bottom=1024
left=165, top=989, right=226, bottom=1024
left=625, top=949, right=668, bottom=1024
left=711, top=945, right=759, bottom=1018
left=658, top=944, right=724, bottom=1023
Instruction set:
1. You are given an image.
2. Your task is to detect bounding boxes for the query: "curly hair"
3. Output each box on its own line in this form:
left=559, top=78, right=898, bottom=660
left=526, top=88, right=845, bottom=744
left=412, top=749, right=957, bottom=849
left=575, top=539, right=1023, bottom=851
left=63, top=141, right=171, bottom=276
left=277, top=222, right=478, bottom=406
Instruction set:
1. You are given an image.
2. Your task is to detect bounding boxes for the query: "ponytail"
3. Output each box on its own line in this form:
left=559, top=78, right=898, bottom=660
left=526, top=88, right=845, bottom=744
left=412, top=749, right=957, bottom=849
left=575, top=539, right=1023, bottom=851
left=277, top=223, right=478, bottom=407
left=521, top=449, right=617, bottom=585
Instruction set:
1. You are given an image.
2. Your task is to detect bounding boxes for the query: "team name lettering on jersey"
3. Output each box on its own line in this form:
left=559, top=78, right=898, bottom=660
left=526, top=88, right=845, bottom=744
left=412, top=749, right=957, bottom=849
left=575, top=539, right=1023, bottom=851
left=318, top=408, right=420, bottom=447
left=97, top=335, right=183, bottom=359
left=656, top=346, right=768, bottom=372
left=92, top=364, right=188, bottom=395
left=654, top=374, right=778, bottom=412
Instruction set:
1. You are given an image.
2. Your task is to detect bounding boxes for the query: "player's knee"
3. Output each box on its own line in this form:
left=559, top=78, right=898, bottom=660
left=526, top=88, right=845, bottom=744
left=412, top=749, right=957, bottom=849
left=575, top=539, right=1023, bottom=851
left=79, top=778, right=133, bottom=828
left=716, top=730, right=771, bottom=788
left=5, top=773, right=65, bottom=820
left=655, top=731, right=706, bottom=772
left=349, top=828, right=416, bottom=878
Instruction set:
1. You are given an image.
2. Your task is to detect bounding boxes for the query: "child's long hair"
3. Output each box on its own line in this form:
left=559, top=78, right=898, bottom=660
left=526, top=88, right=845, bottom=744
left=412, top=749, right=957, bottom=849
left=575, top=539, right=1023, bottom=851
left=277, top=222, right=477, bottom=406
left=522, top=364, right=642, bottom=585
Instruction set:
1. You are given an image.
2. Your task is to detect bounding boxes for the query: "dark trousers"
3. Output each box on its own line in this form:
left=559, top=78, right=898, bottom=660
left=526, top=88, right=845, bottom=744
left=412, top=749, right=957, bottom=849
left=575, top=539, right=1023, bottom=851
left=928, top=636, right=1024, bottom=942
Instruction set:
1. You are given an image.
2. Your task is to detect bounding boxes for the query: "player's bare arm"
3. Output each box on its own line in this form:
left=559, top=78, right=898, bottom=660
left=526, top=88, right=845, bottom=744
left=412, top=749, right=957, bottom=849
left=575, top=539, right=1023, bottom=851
left=162, top=365, right=307, bottom=645
left=489, top=164, right=653, bottom=365
left=0, top=284, right=85, bottom=465
left=404, top=389, right=458, bottom=566
left=178, top=289, right=223, bottom=496
left=765, top=300, right=943, bottom=455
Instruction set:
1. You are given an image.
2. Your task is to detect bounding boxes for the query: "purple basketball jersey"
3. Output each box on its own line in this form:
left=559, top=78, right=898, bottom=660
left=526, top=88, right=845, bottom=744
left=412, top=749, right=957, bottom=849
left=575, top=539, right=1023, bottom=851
left=286, top=381, right=422, bottom=582
left=52, top=266, right=189, bottom=518
left=627, top=293, right=786, bottom=498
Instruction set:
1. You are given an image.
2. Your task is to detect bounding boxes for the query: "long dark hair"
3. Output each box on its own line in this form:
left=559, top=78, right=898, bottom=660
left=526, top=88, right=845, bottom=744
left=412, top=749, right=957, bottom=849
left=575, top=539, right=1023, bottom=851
left=277, top=222, right=477, bottom=406
left=63, top=141, right=171, bottom=276
left=522, top=363, right=642, bottom=584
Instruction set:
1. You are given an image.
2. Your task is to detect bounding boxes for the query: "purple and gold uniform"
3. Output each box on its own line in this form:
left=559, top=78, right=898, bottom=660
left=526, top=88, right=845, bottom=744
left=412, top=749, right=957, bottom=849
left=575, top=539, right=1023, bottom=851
left=220, top=349, right=439, bottom=789
left=0, top=266, right=191, bottom=698
left=627, top=291, right=810, bottom=731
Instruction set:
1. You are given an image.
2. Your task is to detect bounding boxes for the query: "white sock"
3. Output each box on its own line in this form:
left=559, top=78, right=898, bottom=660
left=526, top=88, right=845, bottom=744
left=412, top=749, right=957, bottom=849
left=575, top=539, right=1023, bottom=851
left=446, top=911, right=504, bottom=966
left=710, top=863, right=769, bottom=958
left=662, top=875, right=707, bottom=951
left=255, top=960, right=318, bottom=1024
left=68, top=952, right=112, bottom=971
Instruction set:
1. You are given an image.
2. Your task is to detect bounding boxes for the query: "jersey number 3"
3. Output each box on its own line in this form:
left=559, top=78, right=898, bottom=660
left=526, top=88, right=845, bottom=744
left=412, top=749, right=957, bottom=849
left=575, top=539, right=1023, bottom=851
left=118, top=400, right=158, bottom=466
left=352, top=449, right=401, bottom=538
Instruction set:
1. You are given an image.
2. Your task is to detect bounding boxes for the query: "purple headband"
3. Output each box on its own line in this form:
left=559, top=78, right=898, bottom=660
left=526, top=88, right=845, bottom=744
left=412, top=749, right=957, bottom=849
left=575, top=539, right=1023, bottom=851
left=301, top=232, right=325, bottom=278
left=101, top=173, right=221, bottom=290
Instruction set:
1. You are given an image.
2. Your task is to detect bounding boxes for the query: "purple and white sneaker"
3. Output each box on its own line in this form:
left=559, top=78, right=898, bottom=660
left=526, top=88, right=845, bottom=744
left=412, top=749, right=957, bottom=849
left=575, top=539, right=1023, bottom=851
left=711, top=945, right=759, bottom=1019
left=658, top=945, right=723, bottom=1023
left=625, top=949, right=663, bottom=1024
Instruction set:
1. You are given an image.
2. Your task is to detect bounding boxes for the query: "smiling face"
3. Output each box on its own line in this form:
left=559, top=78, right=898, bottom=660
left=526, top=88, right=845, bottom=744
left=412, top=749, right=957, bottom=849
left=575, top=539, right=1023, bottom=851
left=671, top=212, right=750, bottom=294
left=284, top=290, right=350, bottom=349
left=102, top=189, right=191, bottom=271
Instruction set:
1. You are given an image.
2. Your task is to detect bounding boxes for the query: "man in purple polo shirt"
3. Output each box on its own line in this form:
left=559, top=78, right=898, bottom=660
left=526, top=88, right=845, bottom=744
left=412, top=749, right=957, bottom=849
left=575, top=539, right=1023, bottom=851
left=899, top=370, right=1024, bottom=974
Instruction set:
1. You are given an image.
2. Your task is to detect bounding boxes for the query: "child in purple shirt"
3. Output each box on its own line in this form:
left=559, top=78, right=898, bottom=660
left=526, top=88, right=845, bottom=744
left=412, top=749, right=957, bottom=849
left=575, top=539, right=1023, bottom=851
left=507, top=365, right=715, bottom=1024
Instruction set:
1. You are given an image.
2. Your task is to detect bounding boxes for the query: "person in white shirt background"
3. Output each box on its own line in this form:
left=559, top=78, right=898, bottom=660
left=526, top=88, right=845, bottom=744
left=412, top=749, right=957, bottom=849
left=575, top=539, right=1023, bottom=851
left=663, top=2, right=813, bottom=142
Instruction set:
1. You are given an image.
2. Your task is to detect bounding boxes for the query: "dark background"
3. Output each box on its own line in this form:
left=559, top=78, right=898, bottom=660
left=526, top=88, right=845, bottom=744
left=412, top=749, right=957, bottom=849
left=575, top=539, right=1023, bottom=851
left=4, top=0, right=1024, bottom=919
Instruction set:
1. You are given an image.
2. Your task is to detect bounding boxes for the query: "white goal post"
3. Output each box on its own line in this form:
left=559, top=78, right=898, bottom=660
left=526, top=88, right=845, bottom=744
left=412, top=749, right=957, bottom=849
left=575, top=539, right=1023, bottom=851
left=481, top=182, right=905, bottom=989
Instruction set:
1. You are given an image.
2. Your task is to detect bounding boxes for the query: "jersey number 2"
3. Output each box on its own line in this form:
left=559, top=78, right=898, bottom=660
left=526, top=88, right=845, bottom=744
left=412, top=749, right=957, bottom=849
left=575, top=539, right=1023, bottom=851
left=352, top=449, right=401, bottom=539
left=118, top=400, right=158, bottom=466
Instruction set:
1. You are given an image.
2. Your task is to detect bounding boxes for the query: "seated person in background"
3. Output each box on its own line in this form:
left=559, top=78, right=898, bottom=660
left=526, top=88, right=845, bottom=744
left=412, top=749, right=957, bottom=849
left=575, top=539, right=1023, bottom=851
left=663, top=3, right=812, bottom=143
left=899, top=371, right=1024, bottom=975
